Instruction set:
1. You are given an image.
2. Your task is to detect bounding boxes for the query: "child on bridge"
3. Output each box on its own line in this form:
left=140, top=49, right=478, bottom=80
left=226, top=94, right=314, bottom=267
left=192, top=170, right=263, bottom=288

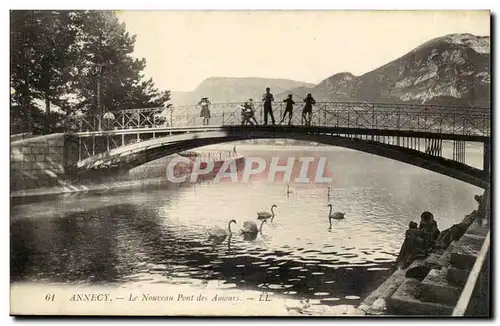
left=198, top=97, right=211, bottom=126
left=280, top=94, right=295, bottom=125
left=302, top=93, right=316, bottom=126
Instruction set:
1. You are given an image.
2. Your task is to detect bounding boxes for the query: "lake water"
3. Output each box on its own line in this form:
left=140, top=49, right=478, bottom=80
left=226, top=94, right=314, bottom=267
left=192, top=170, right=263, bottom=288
left=10, top=144, right=483, bottom=313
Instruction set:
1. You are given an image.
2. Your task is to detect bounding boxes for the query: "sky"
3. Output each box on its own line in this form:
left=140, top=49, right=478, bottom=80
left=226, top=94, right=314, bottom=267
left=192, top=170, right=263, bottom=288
left=116, top=10, right=490, bottom=92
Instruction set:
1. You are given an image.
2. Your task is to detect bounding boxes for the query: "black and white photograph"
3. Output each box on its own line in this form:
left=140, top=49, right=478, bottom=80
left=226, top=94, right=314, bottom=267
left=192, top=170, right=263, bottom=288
left=9, top=9, right=491, bottom=317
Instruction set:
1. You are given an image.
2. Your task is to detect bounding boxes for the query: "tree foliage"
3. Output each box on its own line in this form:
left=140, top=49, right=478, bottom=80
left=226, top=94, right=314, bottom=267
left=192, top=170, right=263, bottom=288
left=10, top=10, right=170, bottom=134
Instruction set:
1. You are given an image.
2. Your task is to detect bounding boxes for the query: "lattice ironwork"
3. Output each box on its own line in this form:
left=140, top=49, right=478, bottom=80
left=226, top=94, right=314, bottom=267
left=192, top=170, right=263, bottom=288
left=65, top=102, right=490, bottom=136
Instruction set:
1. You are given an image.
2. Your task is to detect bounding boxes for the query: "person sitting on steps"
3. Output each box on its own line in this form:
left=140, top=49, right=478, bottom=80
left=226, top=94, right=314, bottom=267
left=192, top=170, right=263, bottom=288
left=418, top=211, right=440, bottom=253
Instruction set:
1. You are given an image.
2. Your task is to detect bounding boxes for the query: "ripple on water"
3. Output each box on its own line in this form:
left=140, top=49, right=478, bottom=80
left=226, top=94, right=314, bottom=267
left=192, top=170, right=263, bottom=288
left=324, top=280, right=335, bottom=284
left=366, top=267, right=390, bottom=271
left=289, top=266, right=303, bottom=270
left=236, top=265, right=245, bottom=268
left=267, top=266, right=280, bottom=270
left=311, top=272, right=325, bottom=276
left=314, top=292, right=329, bottom=296
left=321, top=298, right=340, bottom=302
left=268, top=284, right=286, bottom=290
left=339, top=254, right=358, bottom=259
left=345, top=295, right=361, bottom=300
left=172, top=272, right=191, bottom=277
left=205, top=252, right=218, bottom=257
left=172, top=265, right=190, bottom=270
left=218, top=283, right=237, bottom=289
left=302, top=250, right=322, bottom=254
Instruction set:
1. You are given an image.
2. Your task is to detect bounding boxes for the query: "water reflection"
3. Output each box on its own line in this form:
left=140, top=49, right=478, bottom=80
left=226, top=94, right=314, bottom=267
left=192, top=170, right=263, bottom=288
left=11, top=147, right=482, bottom=309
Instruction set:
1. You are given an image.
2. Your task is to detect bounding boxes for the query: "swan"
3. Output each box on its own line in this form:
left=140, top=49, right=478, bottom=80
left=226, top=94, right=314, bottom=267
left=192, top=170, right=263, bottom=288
left=208, top=219, right=236, bottom=244
left=241, top=219, right=267, bottom=235
left=327, top=204, right=345, bottom=228
left=257, top=205, right=277, bottom=222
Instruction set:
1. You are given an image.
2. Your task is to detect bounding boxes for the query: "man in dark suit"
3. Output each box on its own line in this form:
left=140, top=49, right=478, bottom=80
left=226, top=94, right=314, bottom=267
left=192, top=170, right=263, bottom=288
left=262, top=87, right=275, bottom=125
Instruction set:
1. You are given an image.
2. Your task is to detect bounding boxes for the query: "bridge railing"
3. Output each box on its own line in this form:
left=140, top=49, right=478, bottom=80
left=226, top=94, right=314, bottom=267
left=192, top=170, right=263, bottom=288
left=65, top=102, right=490, bottom=136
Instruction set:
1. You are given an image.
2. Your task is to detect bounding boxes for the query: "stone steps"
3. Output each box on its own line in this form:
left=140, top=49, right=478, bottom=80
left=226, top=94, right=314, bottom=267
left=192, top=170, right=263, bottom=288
left=420, top=268, right=462, bottom=306
left=447, top=267, right=470, bottom=287
left=387, top=279, right=454, bottom=316
left=385, top=220, right=488, bottom=316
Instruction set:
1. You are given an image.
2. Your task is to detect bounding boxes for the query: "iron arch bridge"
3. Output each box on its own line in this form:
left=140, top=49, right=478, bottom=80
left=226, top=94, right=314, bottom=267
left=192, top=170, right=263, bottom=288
left=65, top=101, right=491, bottom=189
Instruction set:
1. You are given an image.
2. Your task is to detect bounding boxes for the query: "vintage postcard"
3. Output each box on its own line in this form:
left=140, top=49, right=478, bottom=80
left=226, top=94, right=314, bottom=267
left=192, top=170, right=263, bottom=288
left=10, top=10, right=491, bottom=316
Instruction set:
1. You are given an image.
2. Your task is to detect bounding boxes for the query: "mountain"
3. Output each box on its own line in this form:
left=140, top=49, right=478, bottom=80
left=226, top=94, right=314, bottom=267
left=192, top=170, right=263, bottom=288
left=307, top=33, right=490, bottom=107
left=171, top=33, right=489, bottom=108
left=171, top=77, right=315, bottom=105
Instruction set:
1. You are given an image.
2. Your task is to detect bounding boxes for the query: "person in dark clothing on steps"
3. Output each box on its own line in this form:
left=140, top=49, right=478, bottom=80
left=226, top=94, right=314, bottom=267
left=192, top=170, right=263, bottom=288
left=395, top=221, right=426, bottom=268
left=302, top=93, right=316, bottom=126
left=262, top=87, right=276, bottom=125
left=419, top=211, right=440, bottom=253
left=280, top=94, right=295, bottom=125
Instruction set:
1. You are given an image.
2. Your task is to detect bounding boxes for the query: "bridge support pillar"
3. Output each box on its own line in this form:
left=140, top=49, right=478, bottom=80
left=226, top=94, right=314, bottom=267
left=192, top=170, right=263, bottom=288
left=483, top=141, right=490, bottom=174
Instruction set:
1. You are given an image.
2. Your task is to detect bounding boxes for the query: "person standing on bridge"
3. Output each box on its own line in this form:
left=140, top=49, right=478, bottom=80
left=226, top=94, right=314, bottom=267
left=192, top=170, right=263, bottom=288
left=302, top=93, right=316, bottom=126
left=198, top=97, right=211, bottom=126
left=247, top=99, right=258, bottom=125
left=262, top=87, right=276, bottom=125
left=280, top=94, right=295, bottom=125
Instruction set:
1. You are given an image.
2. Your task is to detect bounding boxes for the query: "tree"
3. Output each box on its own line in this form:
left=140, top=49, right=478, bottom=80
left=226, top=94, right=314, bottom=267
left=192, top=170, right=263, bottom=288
left=10, top=10, right=84, bottom=133
left=71, top=11, right=170, bottom=117
left=10, top=10, right=171, bottom=134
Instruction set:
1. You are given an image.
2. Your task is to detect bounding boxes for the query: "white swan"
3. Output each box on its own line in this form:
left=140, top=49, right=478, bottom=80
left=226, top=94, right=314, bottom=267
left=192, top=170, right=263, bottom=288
left=257, top=204, right=277, bottom=222
left=327, top=204, right=345, bottom=229
left=241, top=220, right=267, bottom=235
left=208, top=219, right=236, bottom=244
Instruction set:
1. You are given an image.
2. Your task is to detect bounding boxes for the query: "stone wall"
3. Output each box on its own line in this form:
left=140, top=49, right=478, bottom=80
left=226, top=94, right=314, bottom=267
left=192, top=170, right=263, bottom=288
left=10, top=133, right=68, bottom=191
left=10, top=133, right=245, bottom=195
left=354, top=194, right=490, bottom=316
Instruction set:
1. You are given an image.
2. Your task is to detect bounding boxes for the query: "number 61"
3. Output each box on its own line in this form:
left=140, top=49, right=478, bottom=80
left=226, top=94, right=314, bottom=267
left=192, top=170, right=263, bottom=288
left=45, top=293, right=55, bottom=301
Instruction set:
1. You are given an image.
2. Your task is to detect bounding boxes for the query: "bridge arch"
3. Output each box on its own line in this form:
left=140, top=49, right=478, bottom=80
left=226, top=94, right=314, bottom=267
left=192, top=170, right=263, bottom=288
left=74, top=129, right=489, bottom=189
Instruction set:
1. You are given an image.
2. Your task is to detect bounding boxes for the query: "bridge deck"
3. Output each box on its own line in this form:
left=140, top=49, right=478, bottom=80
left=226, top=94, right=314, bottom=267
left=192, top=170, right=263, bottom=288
left=69, top=125, right=489, bottom=142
